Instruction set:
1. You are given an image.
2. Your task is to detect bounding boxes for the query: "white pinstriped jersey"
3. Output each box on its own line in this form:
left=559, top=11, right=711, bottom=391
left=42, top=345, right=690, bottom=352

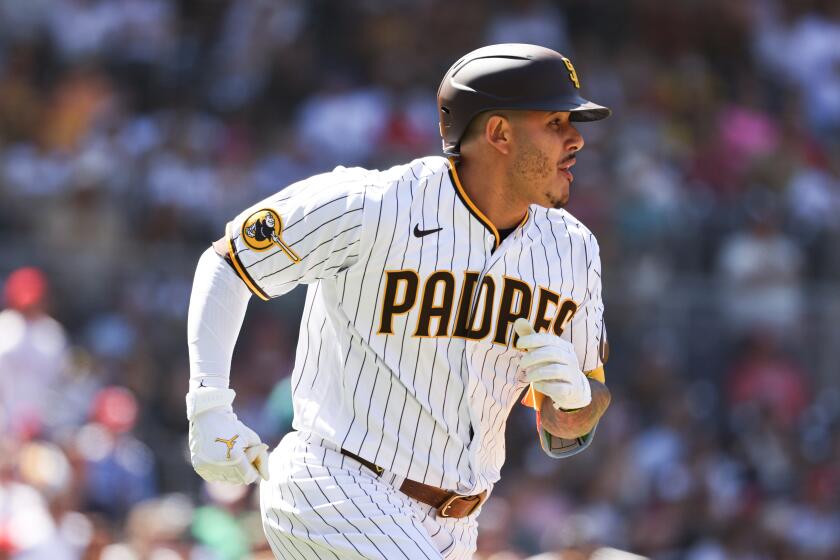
left=225, top=155, right=606, bottom=495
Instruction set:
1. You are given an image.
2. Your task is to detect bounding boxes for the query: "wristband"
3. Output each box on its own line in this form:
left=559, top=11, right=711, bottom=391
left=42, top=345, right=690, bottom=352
left=186, top=386, right=236, bottom=420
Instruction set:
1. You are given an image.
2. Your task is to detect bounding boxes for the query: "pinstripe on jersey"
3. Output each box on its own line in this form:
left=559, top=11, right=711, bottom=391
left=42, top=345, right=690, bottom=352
left=226, top=155, right=606, bottom=494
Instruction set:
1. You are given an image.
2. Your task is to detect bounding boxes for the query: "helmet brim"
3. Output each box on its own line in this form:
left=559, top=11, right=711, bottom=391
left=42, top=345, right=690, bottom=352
left=512, top=95, right=611, bottom=122
left=569, top=100, right=611, bottom=122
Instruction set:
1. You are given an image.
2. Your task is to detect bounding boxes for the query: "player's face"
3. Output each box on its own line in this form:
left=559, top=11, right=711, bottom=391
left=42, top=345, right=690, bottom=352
left=507, top=111, right=583, bottom=209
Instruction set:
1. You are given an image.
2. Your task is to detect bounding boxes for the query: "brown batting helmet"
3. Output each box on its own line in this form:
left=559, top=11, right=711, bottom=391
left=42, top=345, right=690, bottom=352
left=437, top=43, right=611, bottom=155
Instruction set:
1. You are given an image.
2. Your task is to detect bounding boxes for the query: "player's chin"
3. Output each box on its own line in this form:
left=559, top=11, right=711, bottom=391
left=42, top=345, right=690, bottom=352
left=533, top=189, right=568, bottom=210
left=547, top=179, right=570, bottom=209
left=558, top=171, right=573, bottom=202
left=550, top=193, right=569, bottom=209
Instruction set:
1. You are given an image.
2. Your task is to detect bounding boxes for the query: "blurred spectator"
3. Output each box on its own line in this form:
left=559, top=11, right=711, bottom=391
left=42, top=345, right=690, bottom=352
left=752, top=0, right=840, bottom=138
left=75, top=387, right=156, bottom=518
left=716, top=195, right=804, bottom=334
left=40, top=65, right=116, bottom=152
left=0, top=45, right=43, bottom=145
left=727, top=330, right=810, bottom=430
left=485, top=0, right=569, bottom=52
left=0, top=267, right=68, bottom=440
left=207, top=0, right=306, bottom=111
left=0, top=439, right=74, bottom=558
left=191, top=482, right=258, bottom=560
left=296, top=79, right=391, bottom=166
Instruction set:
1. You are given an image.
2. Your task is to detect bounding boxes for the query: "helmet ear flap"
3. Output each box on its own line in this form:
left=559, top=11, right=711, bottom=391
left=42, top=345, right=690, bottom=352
left=438, top=100, right=466, bottom=155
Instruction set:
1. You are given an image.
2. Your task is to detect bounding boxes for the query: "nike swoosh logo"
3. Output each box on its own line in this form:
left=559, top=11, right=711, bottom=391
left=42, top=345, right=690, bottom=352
left=414, top=224, right=443, bottom=238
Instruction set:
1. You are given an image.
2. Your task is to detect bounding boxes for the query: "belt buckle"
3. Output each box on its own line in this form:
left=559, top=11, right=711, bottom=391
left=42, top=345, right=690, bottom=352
left=437, top=492, right=486, bottom=518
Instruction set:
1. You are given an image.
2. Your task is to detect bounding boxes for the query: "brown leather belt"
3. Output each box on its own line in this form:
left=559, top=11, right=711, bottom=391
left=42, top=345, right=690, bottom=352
left=340, top=448, right=487, bottom=519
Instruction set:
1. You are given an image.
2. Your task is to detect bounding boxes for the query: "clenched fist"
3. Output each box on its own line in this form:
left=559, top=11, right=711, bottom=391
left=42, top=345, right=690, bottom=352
left=514, top=318, right=592, bottom=411
left=186, top=387, right=269, bottom=484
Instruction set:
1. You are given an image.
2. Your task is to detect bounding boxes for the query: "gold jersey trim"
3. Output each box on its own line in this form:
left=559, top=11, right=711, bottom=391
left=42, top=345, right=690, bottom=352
left=226, top=223, right=270, bottom=301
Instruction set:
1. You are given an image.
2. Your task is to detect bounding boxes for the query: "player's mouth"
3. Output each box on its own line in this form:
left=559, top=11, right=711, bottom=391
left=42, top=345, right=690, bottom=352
left=558, top=156, right=576, bottom=183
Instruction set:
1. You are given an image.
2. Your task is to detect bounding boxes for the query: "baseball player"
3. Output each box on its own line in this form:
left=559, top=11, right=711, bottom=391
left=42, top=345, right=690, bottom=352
left=187, top=43, right=612, bottom=559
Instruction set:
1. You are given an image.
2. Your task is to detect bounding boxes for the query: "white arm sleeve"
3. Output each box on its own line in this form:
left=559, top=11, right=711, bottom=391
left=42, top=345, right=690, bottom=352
left=187, top=248, right=252, bottom=390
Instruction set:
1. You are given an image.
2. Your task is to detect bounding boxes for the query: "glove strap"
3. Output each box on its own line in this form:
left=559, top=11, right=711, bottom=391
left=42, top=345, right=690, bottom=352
left=186, top=386, right=236, bottom=420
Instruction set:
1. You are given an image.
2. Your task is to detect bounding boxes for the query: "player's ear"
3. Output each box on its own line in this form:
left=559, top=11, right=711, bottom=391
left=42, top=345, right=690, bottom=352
left=485, top=113, right=512, bottom=155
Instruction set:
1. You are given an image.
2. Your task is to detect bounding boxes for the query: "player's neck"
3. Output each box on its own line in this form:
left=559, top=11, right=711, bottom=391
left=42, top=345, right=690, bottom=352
left=454, top=159, right=529, bottom=230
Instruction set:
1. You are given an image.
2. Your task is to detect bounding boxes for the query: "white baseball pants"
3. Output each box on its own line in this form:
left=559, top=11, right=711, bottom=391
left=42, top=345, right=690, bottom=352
left=259, top=431, right=479, bottom=560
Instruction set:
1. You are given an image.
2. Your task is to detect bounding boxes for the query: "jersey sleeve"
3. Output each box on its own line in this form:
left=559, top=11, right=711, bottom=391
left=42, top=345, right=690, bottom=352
left=571, top=233, right=607, bottom=378
left=523, top=232, right=608, bottom=459
left=224, top=168, right=376, bottom=300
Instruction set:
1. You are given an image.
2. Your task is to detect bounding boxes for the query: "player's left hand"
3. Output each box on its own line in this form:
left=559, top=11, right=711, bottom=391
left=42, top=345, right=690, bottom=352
left=514, top=318, right=591, bottom=411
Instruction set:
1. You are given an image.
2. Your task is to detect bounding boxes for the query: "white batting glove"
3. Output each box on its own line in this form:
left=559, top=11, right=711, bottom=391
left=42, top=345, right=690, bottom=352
left=514, top=318, right=592, bottom=411
left=186, top=387, right=270, bottom=485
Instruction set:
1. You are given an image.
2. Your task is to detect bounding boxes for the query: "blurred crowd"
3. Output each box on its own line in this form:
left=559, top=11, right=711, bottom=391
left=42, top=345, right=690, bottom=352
left=1, top=0, right=839, bottom=558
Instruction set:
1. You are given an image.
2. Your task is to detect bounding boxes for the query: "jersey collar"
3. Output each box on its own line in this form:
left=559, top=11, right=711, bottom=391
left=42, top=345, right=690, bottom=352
left=446, top=158, right=530, bottom=250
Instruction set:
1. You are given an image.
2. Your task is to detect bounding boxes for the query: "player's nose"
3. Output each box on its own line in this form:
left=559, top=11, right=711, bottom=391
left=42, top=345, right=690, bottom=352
left=565, top=124, right=584, bottom=153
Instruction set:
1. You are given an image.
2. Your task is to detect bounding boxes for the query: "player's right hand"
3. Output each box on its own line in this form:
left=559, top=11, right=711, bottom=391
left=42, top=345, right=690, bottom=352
left=186, top=387, right=270, bottom=485
left=514, top=318, right=592, bottom=411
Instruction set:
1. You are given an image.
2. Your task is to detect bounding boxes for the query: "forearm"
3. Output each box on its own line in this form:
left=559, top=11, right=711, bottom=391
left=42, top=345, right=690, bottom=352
left=540, top=379, right=610, bottom=439
left=187, top=247, right=252, bottom=390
